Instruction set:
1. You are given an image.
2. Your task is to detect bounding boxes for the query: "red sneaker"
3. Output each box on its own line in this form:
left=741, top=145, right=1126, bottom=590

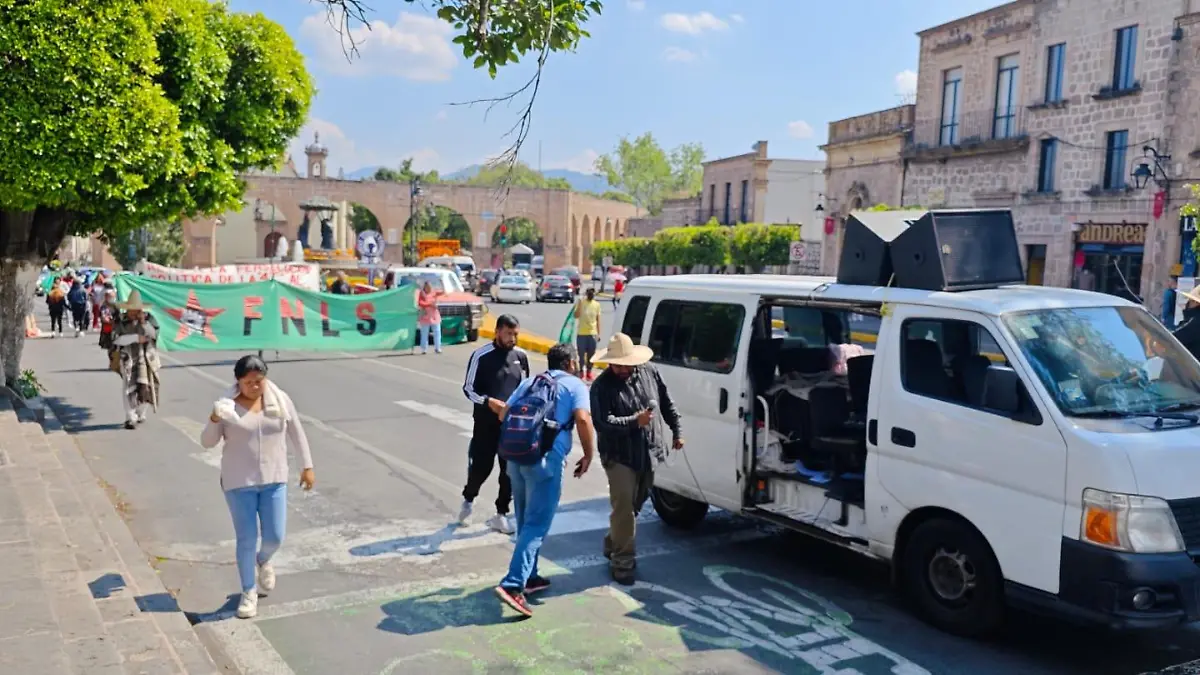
left=524, top=575, right=551, bottom=594
left=494, top=585, right=533, bottom=617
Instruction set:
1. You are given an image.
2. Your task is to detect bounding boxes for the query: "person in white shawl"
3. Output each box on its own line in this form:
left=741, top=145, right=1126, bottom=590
left=112, top=291, right=160, bottom=430
left=200, top=354, right=314, bottom=619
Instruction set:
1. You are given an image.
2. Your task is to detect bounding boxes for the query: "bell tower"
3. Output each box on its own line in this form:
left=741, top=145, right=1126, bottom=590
left=305, top=132, right=328, bottom=179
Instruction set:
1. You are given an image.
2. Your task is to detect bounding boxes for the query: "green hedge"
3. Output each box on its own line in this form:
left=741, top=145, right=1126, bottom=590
left=591, top=222, right=802, bottom=269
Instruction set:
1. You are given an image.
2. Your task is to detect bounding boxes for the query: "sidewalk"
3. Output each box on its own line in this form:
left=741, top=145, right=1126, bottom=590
left=0, top=397, right=218, bottom=675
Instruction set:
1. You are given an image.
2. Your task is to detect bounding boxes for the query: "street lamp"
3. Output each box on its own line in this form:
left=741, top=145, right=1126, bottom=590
left=1131, top=145, right=1171, bottom=190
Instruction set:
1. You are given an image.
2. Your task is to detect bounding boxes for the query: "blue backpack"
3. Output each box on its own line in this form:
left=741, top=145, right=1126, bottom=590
left=498, top=373, right=572, bottom=465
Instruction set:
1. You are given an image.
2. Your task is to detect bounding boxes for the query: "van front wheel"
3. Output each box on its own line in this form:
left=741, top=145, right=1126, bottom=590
left=650, top=487, right=708, bottom=529
left=900, top=518, right=1004, bottom=637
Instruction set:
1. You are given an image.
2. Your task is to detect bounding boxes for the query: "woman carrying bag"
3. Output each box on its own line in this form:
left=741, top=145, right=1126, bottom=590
left=200, top=355, right=315, bottom=619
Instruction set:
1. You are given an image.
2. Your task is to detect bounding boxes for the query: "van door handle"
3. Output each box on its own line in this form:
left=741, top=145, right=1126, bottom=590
left=719, top=388, right=729, bottom=414
left=891, top=427, right=916, bottom=448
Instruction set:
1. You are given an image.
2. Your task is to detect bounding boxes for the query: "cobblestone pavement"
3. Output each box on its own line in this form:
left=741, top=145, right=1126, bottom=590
left=0, top=398, right=218, bottom=675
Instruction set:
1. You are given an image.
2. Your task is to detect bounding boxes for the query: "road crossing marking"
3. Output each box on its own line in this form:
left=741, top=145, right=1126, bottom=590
left=394, top=400, right=473, bottom=438
left=162, top=416, right=222, bottom=468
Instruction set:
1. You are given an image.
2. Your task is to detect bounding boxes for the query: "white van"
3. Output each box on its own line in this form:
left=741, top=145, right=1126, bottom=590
left=615, top=273, right=1200, bottom=636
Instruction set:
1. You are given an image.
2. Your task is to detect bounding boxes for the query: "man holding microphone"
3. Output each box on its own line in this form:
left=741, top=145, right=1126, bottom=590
left=588, top=333, right=683, bottom=585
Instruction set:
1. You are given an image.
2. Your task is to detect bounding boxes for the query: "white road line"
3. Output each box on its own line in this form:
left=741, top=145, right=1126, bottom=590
left=394, top=400, right=473, bottom=438
left=159, top=353, right=463, bottom=509
left=161, top=416, right=222, bottom=468
left=241, top=521, right=768, bottom=623
left=196, top=620, right=296, bottom=675
left=152, top=503, right=660, bottom=577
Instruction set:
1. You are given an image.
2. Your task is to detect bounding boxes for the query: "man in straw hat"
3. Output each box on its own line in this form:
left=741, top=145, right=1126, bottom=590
left=589, top=332, right=683, bottom=585
left=1172, top=286, right=1200, bottom=361
left=112, top=290, right=161, bottom=430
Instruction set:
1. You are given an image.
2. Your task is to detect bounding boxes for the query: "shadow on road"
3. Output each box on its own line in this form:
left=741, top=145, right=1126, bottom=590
left=43, top=395, right=95, bottom=429
left=349, top=522, right=492, bottom=558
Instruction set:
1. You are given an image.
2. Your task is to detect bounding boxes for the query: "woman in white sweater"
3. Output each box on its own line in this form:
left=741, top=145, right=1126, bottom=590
left=200, top=355, right=315, bottom=619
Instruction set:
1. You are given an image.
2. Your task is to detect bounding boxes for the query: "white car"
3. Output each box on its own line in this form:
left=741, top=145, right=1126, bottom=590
left=490, top=274, right=534, bottom=303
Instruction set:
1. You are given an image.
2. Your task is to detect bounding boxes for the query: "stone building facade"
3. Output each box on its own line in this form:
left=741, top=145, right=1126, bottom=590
left=626, top=195, right=701, bottom=237
left=700, top=141, right=824, bottom=240
left=819, top=104, right=915, bottom=274
left=900, top=0, right=1200, bottom=316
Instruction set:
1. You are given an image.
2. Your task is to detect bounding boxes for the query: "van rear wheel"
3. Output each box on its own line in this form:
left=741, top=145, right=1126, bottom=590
left=900, top=518, right=1004, bottom=637
left=650, top=487, right=708, bottom=529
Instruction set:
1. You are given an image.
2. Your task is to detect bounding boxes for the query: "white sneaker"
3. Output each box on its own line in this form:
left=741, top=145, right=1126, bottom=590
left=257, top=561, right=276, bottom=593
left=486, top=513, right=515, bottom=535
left=457, top=500, right=473, bottom=525
left=50, top=333, right=56, bottom=339
left=236, top=589, right=258, bottom=619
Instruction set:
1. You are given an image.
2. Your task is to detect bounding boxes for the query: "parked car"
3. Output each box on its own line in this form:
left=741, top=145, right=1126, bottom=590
left=536, top=275, right=574, bottom=303
left=490, top=274, right=535, bottom=304
left=550, top=266, right=582, bottom=295
left=476, top=268, right=500, bottom=296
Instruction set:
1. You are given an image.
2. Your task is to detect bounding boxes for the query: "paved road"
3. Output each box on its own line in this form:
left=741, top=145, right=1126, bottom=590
left=21, top=317, right=1200, bottom=675
left=484, top=292, right=621, bottom=344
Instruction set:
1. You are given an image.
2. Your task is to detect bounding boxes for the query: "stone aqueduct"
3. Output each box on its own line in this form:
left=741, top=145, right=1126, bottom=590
left=189, top=174, right=640, bottom=272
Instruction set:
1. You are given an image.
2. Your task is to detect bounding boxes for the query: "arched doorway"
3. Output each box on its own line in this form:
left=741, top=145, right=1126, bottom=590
left=402, top=204, right=471, bottom=265
left=492, top=216, right=543, bottom=268
left=263, top=231, right=283, bottom=258
left=348, top=202, right=382, bottom=234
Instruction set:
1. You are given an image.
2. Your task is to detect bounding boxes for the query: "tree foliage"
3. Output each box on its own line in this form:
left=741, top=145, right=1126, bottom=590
left=493, top=217, right=542, bottom=253
left=404, top=205, right=472, bottom=248
left=0, top=0, right=312, bottom=383
left=373, top=159, right=441, bottom=185
left=348, top=202, right=381, bottom=233
left=592, top=223, right=801, bottom=270
left=595, top=133, right=705, bottom=215
left=111, top=221, right=187, bottom=270
left=461, top=162, right=570, bottom=190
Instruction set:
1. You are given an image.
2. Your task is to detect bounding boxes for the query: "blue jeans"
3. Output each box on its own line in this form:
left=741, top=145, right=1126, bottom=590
left=500, top=455, right=563, bottom=590
left=224, top=483, right=287, bottom=592
left=419, top=322, right=442, bottom=352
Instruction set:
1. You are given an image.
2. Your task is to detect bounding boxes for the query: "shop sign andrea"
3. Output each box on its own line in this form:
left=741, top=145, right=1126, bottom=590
left=1076, top=222, right=1147, bottom=246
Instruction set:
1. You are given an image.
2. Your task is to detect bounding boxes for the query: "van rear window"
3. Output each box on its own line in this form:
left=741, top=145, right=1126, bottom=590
left=648, top=300, right=744, bottom=373
left=621, top=296, right=650, bottom=343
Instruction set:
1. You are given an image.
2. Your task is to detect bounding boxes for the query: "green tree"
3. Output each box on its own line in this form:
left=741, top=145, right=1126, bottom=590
left=731, top=223, right=800, bottom=271
left=463, top=162, right=562, bottom=189
left=0, top=0, right=312, bottom=385
left=374, top=158, right=440, bottom=185
left=348, top=203, right=381, bottom=233
left=111, top=221, right=188, bottom=271
left=493, top=218, right=542, bottom=253
left=595, top=133, right=704, bottom=215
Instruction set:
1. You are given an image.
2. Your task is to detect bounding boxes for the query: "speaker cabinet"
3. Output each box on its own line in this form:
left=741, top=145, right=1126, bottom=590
left=836, top=210, right=923, bottom=287
left=889, top=209, right=1024, bottom=292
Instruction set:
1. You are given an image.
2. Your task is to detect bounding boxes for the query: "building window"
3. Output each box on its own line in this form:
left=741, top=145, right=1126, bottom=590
left=708, top=184, right=716, bottom=219
left=1045, top=43, right=1065, bottom=103
left=993, top=54, right=1021, bottom=139
left=739, top=180, right=749, bottom=223
left=648, top=300, right=745, bottom=373
left=1103, top=130, right=1128, bottom=190
left=940, top=67, right=963, bottom=145
left=1037, top=139, right=1057, bottom=192
left=1113, top=26, right=1137, bottom=91
left=723, top=182, right=732, bottom=225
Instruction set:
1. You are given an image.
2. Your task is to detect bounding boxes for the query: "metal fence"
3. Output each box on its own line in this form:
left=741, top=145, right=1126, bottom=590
left=908, top=108, right=1027, bottom=149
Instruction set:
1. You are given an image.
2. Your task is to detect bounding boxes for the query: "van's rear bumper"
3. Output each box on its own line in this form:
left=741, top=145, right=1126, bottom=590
left=1007, top=537, right=1200, bottom=630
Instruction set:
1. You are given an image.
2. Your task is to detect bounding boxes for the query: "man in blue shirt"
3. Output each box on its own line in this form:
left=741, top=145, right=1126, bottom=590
left=493, top=343, right=596, bottom=618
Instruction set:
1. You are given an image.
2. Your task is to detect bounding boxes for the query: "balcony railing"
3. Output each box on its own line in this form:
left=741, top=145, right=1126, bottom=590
left=905, top=108, right=1029, bottom=158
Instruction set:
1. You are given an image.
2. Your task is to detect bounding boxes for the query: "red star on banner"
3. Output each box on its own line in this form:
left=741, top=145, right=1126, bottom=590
left=165, top=290, right=225, bottom=343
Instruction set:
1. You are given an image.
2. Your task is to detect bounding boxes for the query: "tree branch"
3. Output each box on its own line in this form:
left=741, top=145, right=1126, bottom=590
left=449, top=0, right=556, bottom=197
left=313, top=0, right=374, bottom=60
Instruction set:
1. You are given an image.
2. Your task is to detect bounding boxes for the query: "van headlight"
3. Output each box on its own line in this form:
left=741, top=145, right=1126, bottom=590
left=1081, top=488, right=1185, bottom=554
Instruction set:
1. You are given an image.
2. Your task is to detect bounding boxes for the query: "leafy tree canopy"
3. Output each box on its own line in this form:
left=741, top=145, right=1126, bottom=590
left=373, top=159, right=440, bottom=185
left=461, top=162, right=570, bottom=190
left=595, top=133, right=704, bottom=215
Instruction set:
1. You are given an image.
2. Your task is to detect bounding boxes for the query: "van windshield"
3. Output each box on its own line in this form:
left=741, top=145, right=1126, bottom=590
left=1002, top=306, right=1200, bottom=417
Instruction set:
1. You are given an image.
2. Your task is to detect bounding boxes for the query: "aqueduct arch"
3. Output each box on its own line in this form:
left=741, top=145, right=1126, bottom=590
left=209, top=175, right=639, bottom=272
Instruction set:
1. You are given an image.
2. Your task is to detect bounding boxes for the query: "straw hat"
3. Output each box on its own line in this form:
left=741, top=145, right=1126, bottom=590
left=593, top=332, right=653, bottom=367
left=118, top=290, right=147, bottom=312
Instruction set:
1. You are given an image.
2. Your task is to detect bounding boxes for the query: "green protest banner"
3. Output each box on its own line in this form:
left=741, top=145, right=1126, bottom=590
left=113, top=275, right=418, bottom=352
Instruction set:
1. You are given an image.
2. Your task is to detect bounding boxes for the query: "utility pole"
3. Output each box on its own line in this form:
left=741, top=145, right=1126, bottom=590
left=409, top=176, right=423, bottom=265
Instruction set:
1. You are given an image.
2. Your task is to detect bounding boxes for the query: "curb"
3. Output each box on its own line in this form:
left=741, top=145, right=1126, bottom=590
left=477, top=316, right=609, bottom=368
left=37, top=402, right=221, bottom=675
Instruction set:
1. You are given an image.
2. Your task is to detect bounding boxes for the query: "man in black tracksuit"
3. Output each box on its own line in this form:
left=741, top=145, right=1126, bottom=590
left=460, top=314, right=529, bottom=534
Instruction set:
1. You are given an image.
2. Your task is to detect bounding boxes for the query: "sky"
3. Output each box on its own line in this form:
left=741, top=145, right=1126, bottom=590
left=227, top=0, right=1003, bottom=177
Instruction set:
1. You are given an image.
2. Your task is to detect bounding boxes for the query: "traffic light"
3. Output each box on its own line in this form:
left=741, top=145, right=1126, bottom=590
left=499, top=223, right=507, bottom=235
left=499, top=223, right=508, bottom=247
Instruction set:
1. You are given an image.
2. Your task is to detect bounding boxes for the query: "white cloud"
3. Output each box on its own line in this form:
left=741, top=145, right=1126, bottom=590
left=406, top=148, right=442, bottom=172
left=787, top=120, right=814, bottom=140
left=660, top=11, right=728, bottom=35
left=299, top=11, right=457, bottom=81
left=549, top=149, right=600, bottom=174
left=731, top=13, right=745, bottom=23
left=627, top=0, right=646, bottom=10
left=895, top=69, right=918, bottom=97
left=663, top=46, right=699, bottom=63
left=434, top=109, right=449, bottom=121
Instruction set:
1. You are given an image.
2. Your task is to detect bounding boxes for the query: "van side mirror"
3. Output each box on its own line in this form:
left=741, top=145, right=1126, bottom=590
left=983, top=366, right=1021, bottom=414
